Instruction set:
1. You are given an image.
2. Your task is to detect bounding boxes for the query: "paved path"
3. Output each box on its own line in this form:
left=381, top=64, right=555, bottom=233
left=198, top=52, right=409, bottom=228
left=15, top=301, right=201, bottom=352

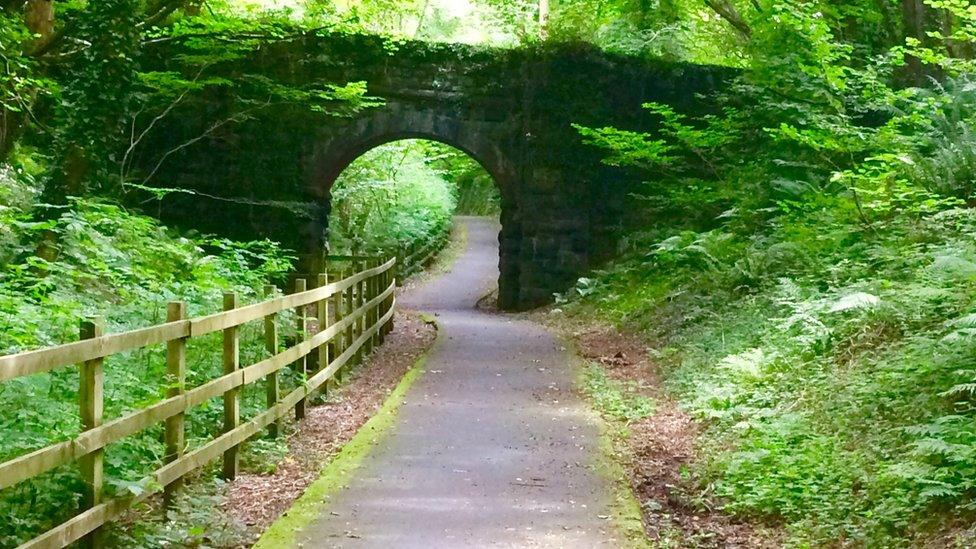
left=297, top=217, right=620, bottom=548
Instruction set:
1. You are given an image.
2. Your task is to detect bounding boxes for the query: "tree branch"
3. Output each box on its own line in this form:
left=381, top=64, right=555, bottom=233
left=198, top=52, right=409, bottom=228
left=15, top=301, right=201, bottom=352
left=138, top=97, right=272, bottom=187
left=704, top=0, right=752, bottom=39
left=121, top=65, right=208, bottom=181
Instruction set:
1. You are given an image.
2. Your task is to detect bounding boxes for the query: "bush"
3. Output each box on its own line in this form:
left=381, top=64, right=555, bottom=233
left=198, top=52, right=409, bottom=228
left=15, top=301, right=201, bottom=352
left=563, top=204, right=976, bottom=544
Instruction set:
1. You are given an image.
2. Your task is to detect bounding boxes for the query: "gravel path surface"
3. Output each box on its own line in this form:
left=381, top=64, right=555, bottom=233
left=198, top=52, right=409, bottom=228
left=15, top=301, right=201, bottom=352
left=297, top=217, right=620, bottom=548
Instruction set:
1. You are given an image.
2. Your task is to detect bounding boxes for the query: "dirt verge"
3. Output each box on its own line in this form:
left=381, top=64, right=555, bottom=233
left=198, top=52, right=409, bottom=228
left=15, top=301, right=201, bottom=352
left=225, top=310, right=437, bottom=544
left=538, top=311, right=781, bottom=548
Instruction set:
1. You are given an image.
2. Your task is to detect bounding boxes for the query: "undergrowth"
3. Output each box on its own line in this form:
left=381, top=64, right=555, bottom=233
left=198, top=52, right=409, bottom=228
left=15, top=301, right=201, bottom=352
left=583, top=363, right=656, bottom=424
left=0, top=150, right=302, bottom=546
left=562, top=204, right=976, bottom=546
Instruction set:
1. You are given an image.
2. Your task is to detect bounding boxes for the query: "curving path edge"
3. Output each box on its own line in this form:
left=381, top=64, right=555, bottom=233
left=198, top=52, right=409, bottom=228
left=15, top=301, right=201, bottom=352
left=293, top=217, right=624, bottom=548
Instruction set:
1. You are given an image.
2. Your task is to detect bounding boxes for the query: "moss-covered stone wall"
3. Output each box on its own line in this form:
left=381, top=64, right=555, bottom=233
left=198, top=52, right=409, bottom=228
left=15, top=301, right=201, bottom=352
left=140, top=33, right=730, bottom=310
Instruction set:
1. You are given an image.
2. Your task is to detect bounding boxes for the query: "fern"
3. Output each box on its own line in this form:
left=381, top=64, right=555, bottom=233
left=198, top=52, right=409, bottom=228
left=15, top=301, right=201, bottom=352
left=828, top=292, right=881, bottom=313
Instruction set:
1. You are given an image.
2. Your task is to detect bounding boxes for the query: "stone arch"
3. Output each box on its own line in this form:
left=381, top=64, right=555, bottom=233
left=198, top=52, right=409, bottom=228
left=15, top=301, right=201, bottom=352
left=142, top=33, right=732, bottom=310
left=306, top=104, right=525, bottom=308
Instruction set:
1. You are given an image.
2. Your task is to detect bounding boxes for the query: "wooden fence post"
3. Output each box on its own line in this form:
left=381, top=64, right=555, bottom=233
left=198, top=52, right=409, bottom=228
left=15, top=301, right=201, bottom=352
left=317, top=273, right=330, bottom=398
left=376, top=259, right=383, bottom=345
left=294, top=278, right=307, bottom=421
left=382, top=259, right=390, bottom=329
left=386, top=256, right=399, bottom=334
left=375, top=262, right=383, bottom=343
left=353, top=260, right=364, bottom=366
left=363, top=261, right=369, bottom=345
left=364, top=260, right=374, bottom=354
left=327, top=284, right=336, bottom=383
left=164, top=302, right=187, bottom=507
left=395, top=246, right=404, bottom=287
left=222, top=292, right=240, bottom=481
left=333, top=268, right=346, bottom=383
left=343, top=269, right=355, bottom=377
left=383, top=259, right=393, bottom=339
left=79, top=317, right=105, bottom=549
left=263, top=285, right=281, bottom=438
left=376, top=262, right=382, bottom=341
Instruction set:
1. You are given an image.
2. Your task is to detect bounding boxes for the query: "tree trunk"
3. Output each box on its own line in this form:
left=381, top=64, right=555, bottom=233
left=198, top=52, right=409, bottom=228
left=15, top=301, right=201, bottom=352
left=0, top=105, right=14, bottom=160
left=873, top=0, right=900, bottom=48
left=899, top=0, right=950, bottom=84
left=413, top=0, right=430, bottom=38
left=0, top=1, right=53, bottom=160
left=941, top=9, right=974, bottom=60
left=539, top=0, right=549, bottom=39
left=24, top=0, right=54, bottom=47
left=704, top=0, right=751, bottom=39
left=901, top=0, right=925, bottom=84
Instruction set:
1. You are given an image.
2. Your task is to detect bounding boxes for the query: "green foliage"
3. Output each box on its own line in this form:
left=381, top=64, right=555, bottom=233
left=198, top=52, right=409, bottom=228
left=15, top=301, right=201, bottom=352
left=0, top=15, right=52, bottom=122
left=302, top=0, right=513, bottom=44
left=574, top=124, right=676, bottom=169
left=0, top=148, right=41, bottom=264
left=480, top=0, right=745, bottom=61
left=51, top=0, right=142, bottom=197
left=561, top=0, right=976, bottom=544
left=453, top=169, right=501, bottom=216
left=328, top=140, right=464, bottom=255
left=107, top=479, right=251, bottom=548
left=583, top=363, right=656, bottom=423
left=0, top=179, right=295, bottom=546
left=428, top=143, right=500, bottom=216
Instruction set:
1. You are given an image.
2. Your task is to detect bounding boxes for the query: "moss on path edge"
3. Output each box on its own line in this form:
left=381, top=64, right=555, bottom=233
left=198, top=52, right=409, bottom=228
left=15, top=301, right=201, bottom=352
left=253, top=323, right=442, bottom=549
left=571, top=340, right=653, bottom=548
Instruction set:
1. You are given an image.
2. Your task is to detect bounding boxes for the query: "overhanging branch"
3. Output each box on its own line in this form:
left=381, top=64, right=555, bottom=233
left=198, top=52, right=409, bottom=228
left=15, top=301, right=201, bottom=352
left=704, top=0, right=752, bottom=39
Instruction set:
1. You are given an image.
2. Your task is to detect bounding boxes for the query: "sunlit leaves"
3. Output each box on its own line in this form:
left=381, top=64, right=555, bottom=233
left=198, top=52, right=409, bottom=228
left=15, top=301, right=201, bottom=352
left=328, top=140, right=459, bottom=254
left=573, top=124, right=676, bottom=169
left=827, top=291, right=880, bottom=313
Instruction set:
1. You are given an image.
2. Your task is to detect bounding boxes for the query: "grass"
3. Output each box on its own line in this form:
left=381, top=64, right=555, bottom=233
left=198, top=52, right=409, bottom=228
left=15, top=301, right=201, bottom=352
left=592, top=416, right=655, bottom=549
left=253, top=323, right=440, bottom=548
left=583, top=362, right=657, bottom=423
left=571, top=344, right=655, bottom=548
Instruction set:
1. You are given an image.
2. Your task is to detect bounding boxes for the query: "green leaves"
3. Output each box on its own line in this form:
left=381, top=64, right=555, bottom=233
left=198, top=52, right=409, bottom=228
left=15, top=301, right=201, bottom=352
left=828, top=291, right=881, bottom=313
left=328, top=140, right=462, bottom=256
left=573, top=124, right=676, bottom=169
left=584, top=363, right=656, bottom=423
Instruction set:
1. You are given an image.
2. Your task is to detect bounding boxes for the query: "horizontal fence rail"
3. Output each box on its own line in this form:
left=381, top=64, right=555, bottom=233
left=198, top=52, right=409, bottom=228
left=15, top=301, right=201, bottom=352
left=0, top=257, right=397, bottom=549
left=326, top=224, right=451, bottom=287
left=397, top=224, right=452, bottom=281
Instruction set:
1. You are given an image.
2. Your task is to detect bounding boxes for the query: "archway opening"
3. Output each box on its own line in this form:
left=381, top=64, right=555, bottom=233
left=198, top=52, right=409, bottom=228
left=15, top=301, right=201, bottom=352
left=327, top=139, right=507, bottom=307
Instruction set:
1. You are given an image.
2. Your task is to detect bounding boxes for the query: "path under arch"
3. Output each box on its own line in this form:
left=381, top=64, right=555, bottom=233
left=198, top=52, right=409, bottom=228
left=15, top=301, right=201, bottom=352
left=295, top=217, right=622, bottom=548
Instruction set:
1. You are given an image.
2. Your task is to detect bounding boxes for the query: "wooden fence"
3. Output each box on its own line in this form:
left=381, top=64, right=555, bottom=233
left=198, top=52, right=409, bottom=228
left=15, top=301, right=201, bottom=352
left=332, top=224, right=452, bottom=285
left=397, top=224, right=452, bottom=280
left=0, top=257, right=397, bottom=549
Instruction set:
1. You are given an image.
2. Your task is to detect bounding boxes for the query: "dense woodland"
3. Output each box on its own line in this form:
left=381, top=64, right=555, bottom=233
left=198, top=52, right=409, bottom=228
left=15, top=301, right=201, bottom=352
left=1, top=0, right=976, bottom=546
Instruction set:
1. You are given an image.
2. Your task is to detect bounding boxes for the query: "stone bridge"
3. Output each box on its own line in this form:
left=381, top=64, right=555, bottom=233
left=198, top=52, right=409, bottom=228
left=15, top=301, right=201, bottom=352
left=145, top=33, right=728, bottom=310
